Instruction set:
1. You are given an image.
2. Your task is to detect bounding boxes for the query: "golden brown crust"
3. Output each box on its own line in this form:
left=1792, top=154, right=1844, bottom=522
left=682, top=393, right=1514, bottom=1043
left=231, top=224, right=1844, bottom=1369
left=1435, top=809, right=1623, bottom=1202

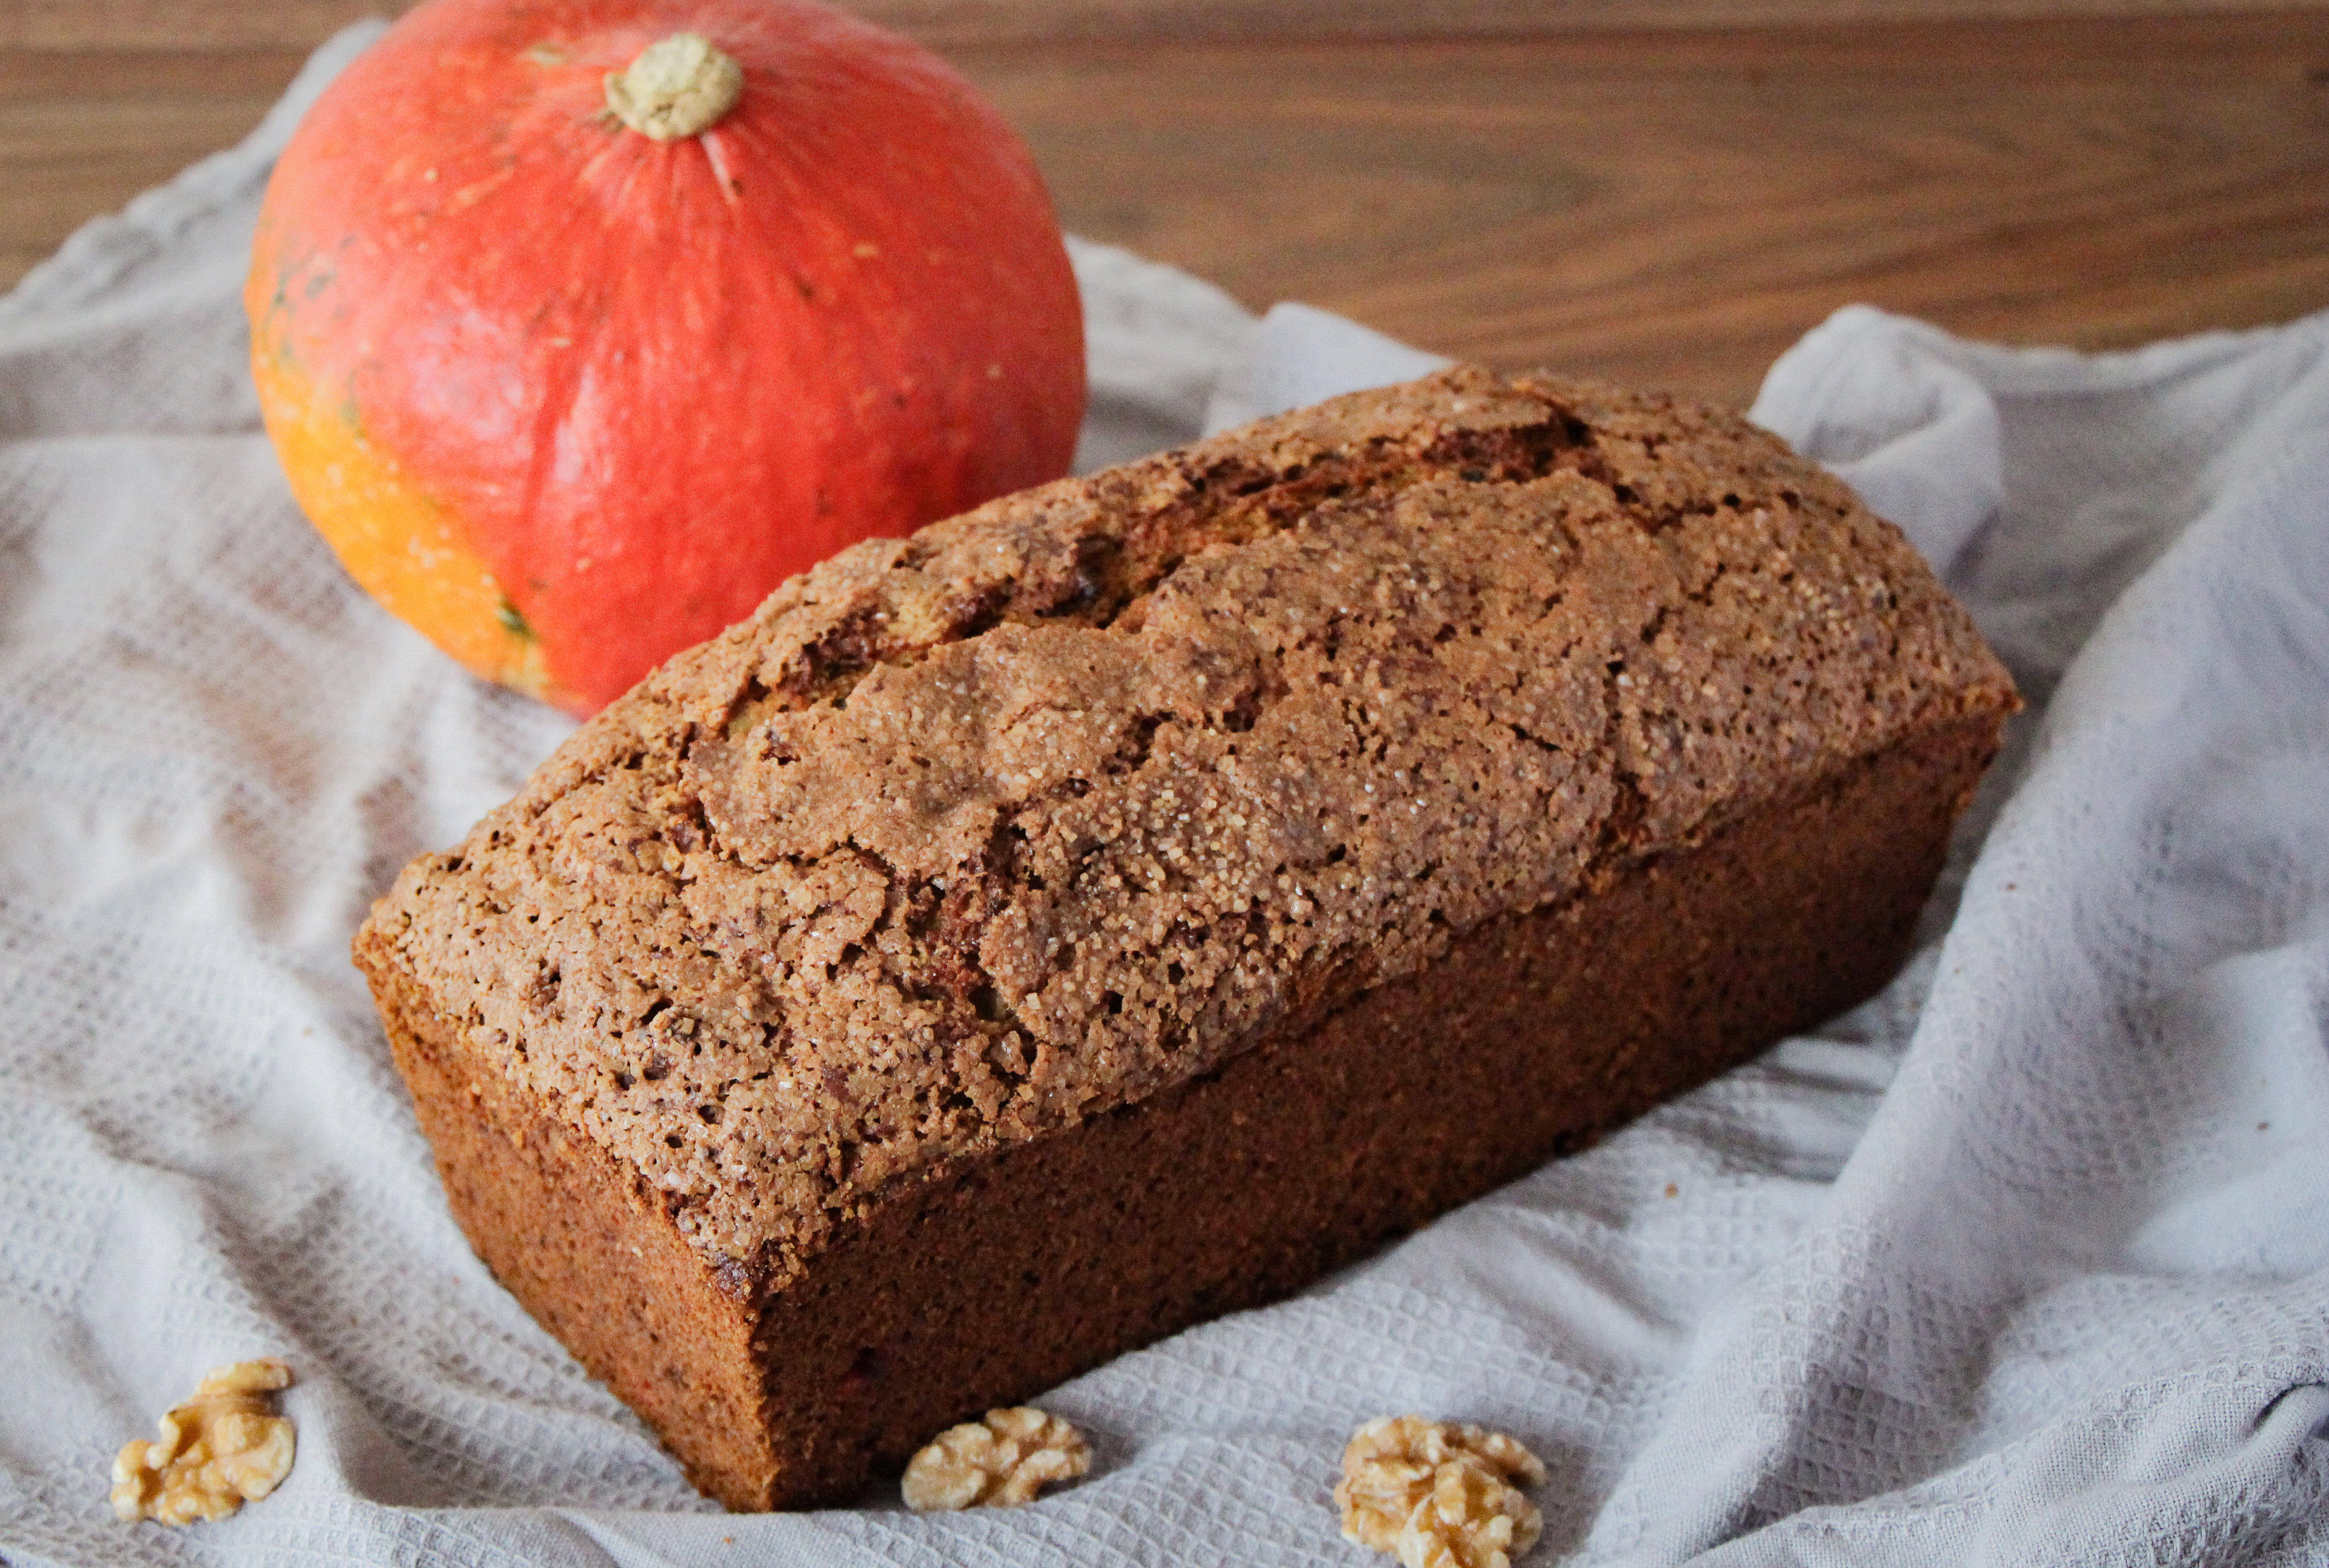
left=357, top=366, right=2014, bottom=1292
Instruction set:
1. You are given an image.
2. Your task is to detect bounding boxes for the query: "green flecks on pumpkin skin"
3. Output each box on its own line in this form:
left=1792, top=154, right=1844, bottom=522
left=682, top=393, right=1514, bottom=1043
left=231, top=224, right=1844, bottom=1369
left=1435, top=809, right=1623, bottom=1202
left=261, top=317, right=300, bottom=376
left=496, top=595, right=536, bottom=639
left=255, top=271, right=295, bottom=338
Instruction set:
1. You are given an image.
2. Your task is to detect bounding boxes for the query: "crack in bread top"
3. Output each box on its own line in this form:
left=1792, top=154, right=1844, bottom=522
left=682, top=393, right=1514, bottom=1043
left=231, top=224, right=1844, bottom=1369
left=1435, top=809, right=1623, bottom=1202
left=360, top=366, right=2017, bottom=1285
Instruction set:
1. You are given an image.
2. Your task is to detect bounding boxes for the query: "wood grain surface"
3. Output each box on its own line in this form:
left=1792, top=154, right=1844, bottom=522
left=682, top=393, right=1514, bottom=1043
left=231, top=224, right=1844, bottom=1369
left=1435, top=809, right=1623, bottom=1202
left=980, top=14, right=2329, bottom=402
left=8, top=0, right=2328, bottom=48
left=5, top=9, right=2327, bottom=407
left=0, top=49, right=303, bottom=289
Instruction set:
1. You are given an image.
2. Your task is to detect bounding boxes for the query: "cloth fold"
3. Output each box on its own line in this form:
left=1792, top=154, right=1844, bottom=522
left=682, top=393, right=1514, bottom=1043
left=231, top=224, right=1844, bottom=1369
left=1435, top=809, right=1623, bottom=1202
left=4, top=26, right=2325, bottom=1567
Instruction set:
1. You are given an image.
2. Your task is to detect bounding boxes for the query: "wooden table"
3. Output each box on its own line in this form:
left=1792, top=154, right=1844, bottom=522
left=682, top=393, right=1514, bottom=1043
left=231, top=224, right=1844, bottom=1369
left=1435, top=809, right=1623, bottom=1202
left=5, top=3, right=2326, bottom=407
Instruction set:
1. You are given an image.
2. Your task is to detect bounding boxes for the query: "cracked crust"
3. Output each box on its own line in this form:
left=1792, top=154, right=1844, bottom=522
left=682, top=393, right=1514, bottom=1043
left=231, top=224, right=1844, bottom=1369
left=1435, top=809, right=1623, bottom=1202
left=355, top=366, right=2017, bottom=1504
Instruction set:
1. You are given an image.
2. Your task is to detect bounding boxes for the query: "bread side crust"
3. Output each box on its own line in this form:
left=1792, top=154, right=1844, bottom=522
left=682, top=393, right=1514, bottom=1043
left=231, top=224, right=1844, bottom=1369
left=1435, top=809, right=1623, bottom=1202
left=361, top=709, right=2001, bottom=1509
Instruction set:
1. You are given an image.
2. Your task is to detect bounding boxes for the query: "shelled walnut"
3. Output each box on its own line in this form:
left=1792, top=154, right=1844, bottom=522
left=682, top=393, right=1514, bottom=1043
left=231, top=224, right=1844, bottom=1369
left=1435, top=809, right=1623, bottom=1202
left=1335, top=1415, right=1545, bottom=1568
left=111, top=1359, right=297, bottom=1526
left=902, top=1406, right=1091, bottom=1510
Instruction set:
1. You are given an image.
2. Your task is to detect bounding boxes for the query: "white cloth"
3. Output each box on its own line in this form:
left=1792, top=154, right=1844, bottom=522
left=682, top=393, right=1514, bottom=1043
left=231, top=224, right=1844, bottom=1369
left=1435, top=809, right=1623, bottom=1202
left=3, top=26, right=2326, bottom=1567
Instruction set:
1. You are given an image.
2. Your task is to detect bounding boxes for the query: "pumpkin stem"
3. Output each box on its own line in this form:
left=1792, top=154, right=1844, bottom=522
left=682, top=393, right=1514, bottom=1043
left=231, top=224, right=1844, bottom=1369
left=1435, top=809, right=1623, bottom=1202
left=604, top=33, right=744, bottom=141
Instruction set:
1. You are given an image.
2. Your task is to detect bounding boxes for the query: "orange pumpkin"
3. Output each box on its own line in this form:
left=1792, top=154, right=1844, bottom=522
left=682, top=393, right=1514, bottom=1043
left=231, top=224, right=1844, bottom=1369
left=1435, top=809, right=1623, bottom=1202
left=249, top=0, right=1084, bottom=714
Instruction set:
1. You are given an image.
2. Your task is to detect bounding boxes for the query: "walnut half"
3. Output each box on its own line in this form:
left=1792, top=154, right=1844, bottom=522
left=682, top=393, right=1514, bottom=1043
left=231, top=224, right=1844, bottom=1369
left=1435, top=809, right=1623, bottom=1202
left=902, top=1406, right=1091, bottom=1510
left=1335, top=1415, right=1546, bottom=1568
left=111, top=1360, right=296, bottom=1526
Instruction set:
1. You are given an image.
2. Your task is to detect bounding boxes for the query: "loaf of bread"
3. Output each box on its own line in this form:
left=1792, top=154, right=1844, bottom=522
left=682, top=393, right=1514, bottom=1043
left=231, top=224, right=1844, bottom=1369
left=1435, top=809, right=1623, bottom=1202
left=356, top=367, right=2017, bottom=1510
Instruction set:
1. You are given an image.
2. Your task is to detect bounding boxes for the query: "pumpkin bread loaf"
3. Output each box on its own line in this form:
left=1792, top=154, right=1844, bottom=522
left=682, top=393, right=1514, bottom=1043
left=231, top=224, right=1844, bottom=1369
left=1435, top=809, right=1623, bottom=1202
left=355, top=366, right=2018, bottom=1510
